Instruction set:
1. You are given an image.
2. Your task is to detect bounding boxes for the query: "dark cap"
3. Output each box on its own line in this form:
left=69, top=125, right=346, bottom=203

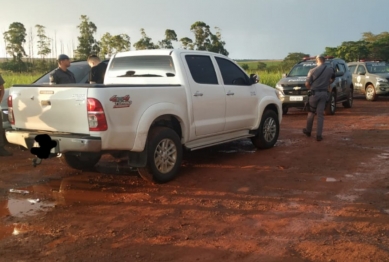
left=58, top=54, right=70, bottom=61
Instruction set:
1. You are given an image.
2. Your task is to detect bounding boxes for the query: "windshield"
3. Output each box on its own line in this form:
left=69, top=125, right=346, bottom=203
left=108, top=55, right=176, bottom=78
left=366, top=63, right=389, bottom=73
left=288, top=63, right=316, bottom=77
left=34, top=61, right=91, bottom=84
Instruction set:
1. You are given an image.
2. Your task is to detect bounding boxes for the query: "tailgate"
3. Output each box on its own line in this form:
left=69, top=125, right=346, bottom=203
left=10, top=86, right=90, bottom=134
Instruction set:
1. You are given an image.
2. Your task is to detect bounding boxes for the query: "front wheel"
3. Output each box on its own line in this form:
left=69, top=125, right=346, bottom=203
left=251, top=110, right=279, bottom=149
left=325, top=91, right=336, bottom=115
left=63, top=152, right=101, bottom=170
left=342, top=87, right=353, bottom=108
left=138, top=127, right=182, bottom=183
left=365, top=84, right=377, bottom=101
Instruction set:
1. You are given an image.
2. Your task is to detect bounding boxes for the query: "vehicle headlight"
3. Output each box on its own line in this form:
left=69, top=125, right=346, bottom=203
left=275, top=84, right=285, bottom=100
left=377, top=77, right=388, bottom=83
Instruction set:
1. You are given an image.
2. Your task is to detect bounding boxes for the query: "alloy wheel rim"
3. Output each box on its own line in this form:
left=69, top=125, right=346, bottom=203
left=154, top=139, right=177, bottom=174
left=263, top=117, right=277, bottom=142
left=366, top=87, right=374, bottom=99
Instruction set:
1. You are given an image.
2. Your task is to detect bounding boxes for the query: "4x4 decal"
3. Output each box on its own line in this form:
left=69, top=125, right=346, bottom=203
left=109, top=95, right=132, bottom=108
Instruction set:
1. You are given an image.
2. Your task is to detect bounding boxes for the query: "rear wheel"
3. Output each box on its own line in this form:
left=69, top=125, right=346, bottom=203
left=342, top=87, right=353, bottom=108
left=137, top=127, right=182, bottom=183
left=63, top=152, right=101, bottom=170
left=325, top=91, right=336, bottom=115
left=365, top=84, right=377, bottom=101
left=251, top=110, right=279, bottom=149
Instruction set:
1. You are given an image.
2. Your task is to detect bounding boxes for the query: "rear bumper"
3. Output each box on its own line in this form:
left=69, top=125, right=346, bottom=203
left=5, top=130, right=101, bottom=153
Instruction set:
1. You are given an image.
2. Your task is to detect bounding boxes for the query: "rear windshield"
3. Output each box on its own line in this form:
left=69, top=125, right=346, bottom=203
left=365, top=63, right=389, bottom=73
left=34, top=62, right=91, bottom=84
left=108, top=55, right=176, bottom=78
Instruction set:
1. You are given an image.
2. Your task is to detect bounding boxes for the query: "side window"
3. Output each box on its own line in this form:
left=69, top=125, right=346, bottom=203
left=215, top=57, right=250, bottom=85
left=348, top=65, right=357, bottom=74
left=356, top=65, right=366, bottom=74
left=337, top=63, right=346, bottom=73
left=185, top=55, right=218, bottom=85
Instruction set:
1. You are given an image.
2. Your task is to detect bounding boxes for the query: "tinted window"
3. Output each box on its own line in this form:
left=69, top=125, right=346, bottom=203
left=288, top=63, right=316, bottom=77
left=365, top=62, right=389, bottom=73
left=109, top=56, right=175, bottom=77
left=336, top=63, right=346, bottom=73
left=356, top=65, right=366, bottom=74
left=185, top=55, right=218, bottom=84
left=348, top=65, right=357, bottom=73
left=215, top=57, right=249, bottom=85
left=34, top=62, right=91, bottom=84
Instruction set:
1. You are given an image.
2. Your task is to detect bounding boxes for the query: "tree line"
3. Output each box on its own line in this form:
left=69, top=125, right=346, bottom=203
left=1, top=15, right=228, bottom=72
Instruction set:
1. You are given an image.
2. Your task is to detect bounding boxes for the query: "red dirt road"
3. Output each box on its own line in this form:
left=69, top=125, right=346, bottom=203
left=1, top=96, right=389, bottom=262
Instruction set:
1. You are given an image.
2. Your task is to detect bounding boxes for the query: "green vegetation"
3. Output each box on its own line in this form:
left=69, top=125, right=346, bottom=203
left=1, top=72, right=42, bottom=88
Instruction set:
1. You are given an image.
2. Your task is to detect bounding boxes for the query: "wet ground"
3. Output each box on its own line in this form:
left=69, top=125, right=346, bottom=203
left=1, top=96, right=389, bottom=262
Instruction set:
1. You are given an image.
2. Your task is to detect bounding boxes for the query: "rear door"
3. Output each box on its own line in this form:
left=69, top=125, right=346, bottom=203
left=356, top=65, right=367, bottom=93
left=181, top=54, right=226, bottom=136
left=10, top=86, right=90, bottom=134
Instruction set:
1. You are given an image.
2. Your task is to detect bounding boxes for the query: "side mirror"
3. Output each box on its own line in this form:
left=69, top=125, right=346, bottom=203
left=335, top=71, right=344, bottom=77
left=282, top=73, right=287, bottom=78
left=358, top=72, right=366, bottom=75
left=250, top=74, right=259, bottom=84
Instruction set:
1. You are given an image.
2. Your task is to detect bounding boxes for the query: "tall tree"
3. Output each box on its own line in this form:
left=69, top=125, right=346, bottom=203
left=75, top=15, right=99, bottom=59
left=100, top=32, right=131, bottom=58
left=190, top=21, right=211, bottom=50
left=35, top=24, right=51, bottom=59
left=179, top=37, right=194, bottom=50
left=158, top=29, right=177, bottom=49
left=3, top=22, right=27, bottom=61
left=133, top=28, right=158, bottom=50
left=207, top=27, right=229, bottom=56
left=336, top=41, right=370, bottom=62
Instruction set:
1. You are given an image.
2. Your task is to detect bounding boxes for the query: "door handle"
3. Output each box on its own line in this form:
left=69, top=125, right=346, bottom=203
left=194, top=92, right=203, bottom=97
left=226, top=91, right=234, bottom=96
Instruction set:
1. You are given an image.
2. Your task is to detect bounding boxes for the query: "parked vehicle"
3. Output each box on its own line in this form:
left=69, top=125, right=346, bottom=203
left=347, top=61, right=389, bottom=101
left=6, top=49, right=282, bottom=183
left=275, top=57, right=353, bottom=115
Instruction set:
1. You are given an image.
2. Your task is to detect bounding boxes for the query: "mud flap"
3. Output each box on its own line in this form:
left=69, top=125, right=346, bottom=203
left=127, top=149, right=147, bottom=167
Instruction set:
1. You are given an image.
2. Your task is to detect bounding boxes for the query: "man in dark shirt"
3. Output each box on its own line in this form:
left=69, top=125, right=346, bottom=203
left=87, top=55, right=107, bottom=84
left=51, top=54, right=76, bottom=84
left=303, top=55, right=335, bottom=141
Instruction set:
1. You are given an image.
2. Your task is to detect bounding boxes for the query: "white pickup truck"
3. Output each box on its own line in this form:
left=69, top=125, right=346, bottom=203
left=6, top=49, right=282, bottom=183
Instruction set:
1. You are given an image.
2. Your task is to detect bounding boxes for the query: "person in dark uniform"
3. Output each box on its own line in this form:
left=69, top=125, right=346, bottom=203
left=0, top=73, right=12, bottom=156
left=51, top=54, right=76, bottom=84
left=303, top=54, right=335, bottom=141
left=87, top=55, right=107, bottom=84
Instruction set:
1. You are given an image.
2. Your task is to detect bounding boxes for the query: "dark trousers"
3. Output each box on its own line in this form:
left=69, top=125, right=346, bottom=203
left=306, top=91, right=328, bottom=137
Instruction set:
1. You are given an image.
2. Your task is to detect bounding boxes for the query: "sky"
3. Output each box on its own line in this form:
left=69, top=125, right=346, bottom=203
left=0, top=0, right=388, bottom=60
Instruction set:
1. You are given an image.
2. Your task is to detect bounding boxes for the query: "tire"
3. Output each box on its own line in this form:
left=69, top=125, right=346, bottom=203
left=137, top=127, right=182, bottom=183
left=63, top=152, right=101, bottom=170
left=365, top=84, right=377, bottom=101
left=282, top=106, right=288, bottom=115
left=342, top=87, right=353, bottom=108
left=325, top=91, right=336, bottom=115
left=251, top=110, right=279, bottom=149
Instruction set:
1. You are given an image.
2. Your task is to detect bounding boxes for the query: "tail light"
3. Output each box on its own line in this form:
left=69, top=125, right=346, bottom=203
left=87, top=98, right=108, bottom=131
left=7, top=95, right=15, bottom=125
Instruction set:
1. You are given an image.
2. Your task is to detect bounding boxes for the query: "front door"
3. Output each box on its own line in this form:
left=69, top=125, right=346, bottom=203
left=182, top=54, right=226, bottom=136
left=355, top=65, right=367, bottom=94
left=214, top=57, right=258, bottom=131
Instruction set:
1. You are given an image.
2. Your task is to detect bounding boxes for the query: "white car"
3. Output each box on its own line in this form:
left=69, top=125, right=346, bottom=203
left=6, top=49, right=282, bottom=183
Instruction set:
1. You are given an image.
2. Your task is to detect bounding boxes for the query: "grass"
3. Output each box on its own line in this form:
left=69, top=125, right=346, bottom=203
left=1, top=72, right=42, bottom=88
left=1, top=67, right=283, bottom=90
